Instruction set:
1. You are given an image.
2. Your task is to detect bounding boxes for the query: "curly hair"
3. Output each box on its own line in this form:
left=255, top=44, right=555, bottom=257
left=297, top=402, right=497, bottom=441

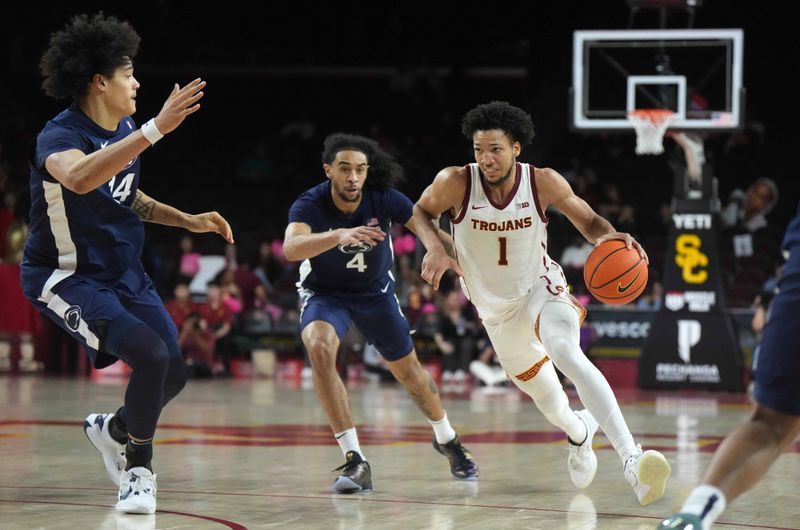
left=321, top=132, right=405, bottom=190
left=40, top=13, right=141, bottom=101
left=461, top=101, right=536, bottom=145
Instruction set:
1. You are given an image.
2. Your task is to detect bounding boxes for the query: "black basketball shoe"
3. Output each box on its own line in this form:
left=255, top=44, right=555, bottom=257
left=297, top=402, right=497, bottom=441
left=332, top=451, right=372, bottom=493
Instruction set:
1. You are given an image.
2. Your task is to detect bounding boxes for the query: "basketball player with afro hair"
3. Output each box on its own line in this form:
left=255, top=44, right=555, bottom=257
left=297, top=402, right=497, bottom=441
left=22, top=13, right=232, bottom=514
left=412, top=101, right=672, bottom=505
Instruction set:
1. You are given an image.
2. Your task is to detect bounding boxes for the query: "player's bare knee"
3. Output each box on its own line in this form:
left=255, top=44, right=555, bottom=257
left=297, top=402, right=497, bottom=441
left=305, top=340, right=338, bottom=370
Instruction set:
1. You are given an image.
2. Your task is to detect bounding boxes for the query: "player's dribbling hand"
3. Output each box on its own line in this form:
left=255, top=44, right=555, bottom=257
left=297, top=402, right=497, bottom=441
left=421, top=247, right=464, bottom=291
left=595, top=232, right=648, bottom=263
left=336, top=226, right=385, bottom=247
left=154, top=78, right=206, bottom=134
left=185, top=211, right=234, bottom=244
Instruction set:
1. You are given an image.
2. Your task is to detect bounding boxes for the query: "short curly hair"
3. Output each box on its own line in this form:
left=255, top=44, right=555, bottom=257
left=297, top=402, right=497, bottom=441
left=40, top=13, right=141, bottom=101
left=461, top=101, right=536, bottom=145
left=322, top=132, right=405, bottom=190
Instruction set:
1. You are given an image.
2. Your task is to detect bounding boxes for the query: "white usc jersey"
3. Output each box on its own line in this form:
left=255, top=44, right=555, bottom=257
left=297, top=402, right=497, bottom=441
left=451, top=162, right=568, bottom=317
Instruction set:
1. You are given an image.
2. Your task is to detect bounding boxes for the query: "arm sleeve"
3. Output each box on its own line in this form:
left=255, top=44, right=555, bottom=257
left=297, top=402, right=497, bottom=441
left=35, top=127, right=85, bottom=170
left=384, top=189, right=414, bottom=224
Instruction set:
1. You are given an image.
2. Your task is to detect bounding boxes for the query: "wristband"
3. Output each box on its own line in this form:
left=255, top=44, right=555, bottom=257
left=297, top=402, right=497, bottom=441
left=141, top=118, right=164, bottom=145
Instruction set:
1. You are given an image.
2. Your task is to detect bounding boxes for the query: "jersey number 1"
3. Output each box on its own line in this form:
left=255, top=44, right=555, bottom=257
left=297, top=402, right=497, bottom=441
left=498, top=237, right=508, bottom=266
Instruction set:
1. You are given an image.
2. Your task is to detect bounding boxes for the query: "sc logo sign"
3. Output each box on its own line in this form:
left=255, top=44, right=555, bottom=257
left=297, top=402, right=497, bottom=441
left=675, top=234, right=708, bottom=284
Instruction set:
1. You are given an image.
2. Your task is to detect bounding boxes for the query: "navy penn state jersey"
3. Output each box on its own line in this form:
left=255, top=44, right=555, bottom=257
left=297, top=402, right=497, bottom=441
left=288, top=181, right=413, bottom=294
left=23, top=104, right=143, bottom=282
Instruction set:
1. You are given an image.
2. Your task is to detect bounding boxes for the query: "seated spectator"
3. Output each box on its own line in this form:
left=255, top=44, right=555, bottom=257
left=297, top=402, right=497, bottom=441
left=179, top=312, right=216, bottom=378
left=199, top=283, right=235, bottom=374
left=165, top=283, right=195, bottom=329
left=469, top=328, right=507, bottom=387
left=433, top=290, right=477, bottom=383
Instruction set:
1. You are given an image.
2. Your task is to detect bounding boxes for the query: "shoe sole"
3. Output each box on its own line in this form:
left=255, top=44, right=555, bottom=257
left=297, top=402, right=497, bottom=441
left=84, top=415, right=125, bottom=487
left=636, top=450, right=671, bottom=506
left=332, top=476, right=372, bottom=494
left=115, top=502, right=156, bottom=515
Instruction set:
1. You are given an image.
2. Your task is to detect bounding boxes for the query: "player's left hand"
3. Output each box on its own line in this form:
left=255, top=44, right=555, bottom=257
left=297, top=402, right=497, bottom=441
left=185, top=211, right=234, bottom=243
left=595, top=231, right=648, bottom=263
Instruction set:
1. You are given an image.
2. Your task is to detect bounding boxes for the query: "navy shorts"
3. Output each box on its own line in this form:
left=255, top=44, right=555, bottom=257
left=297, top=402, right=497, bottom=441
left=21, top=264, right=180, bottom=369
left=299, top=287, right=414, bottom=361
left=754, top=259, right=800, bottom=416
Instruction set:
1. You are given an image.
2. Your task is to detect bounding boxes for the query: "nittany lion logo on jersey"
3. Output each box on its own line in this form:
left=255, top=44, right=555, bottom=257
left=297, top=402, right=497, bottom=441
left=338, top=242, right=374, bottom=254
left=64, top=305, right=82, bottom=332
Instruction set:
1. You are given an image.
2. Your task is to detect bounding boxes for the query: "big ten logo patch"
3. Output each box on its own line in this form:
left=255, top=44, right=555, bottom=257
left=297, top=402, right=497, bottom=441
left=675, top=234, right=708, bottom=284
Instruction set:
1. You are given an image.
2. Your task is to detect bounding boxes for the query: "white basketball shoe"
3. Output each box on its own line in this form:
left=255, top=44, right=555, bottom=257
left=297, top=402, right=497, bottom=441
left=624, top=444, right=671, bottom=505
left=567, top=409, right=599, bottom=489
left=116, top=467, right=157, bottom=514
left=84, top=412, right=126, bottom=486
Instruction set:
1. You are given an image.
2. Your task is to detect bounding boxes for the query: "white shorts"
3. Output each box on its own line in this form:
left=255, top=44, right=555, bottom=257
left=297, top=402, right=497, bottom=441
left=479, top=287, right=585, bottom=380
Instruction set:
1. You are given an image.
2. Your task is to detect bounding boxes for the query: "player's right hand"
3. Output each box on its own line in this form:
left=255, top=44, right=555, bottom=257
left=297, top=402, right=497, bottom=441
left=154, top=78, right=206, bottom=134
left=421, top=247, right=464, bottom=291
left=336, top=226, right=385, bottom=247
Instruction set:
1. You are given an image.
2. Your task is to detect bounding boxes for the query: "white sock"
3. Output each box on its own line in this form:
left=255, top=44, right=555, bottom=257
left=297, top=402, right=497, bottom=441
left=680, top=485, right=727, bottom=530
left=334, top=427, right=364, bottom=460
left=428, top=412, right=457, bottom=444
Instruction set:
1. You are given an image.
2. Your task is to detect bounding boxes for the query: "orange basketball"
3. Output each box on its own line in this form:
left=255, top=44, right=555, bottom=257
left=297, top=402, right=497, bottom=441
left=583, top=239, right=648, bottom=305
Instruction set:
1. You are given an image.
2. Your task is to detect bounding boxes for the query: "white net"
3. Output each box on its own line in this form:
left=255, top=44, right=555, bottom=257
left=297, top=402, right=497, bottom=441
left=628, top=110, right=676, bottom=155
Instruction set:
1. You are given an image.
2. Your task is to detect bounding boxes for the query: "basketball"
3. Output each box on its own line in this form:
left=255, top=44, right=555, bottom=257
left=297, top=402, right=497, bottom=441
left=583, top=239, right=648, bottom=305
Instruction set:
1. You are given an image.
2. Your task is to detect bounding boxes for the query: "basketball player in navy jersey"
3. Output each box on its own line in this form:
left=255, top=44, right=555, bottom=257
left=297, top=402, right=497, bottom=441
left=21, top=14, right=232, bottom=514
left=412, top=101, right=671, bottom=505
left=659, top=204, right=800, bottom=529
left=284, top=132, right=477, bottom=493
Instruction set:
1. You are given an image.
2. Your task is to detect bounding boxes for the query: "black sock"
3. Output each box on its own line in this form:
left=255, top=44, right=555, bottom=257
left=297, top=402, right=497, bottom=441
left=109, top=411, right=128, bottom=445
left=125, top=439, right=153, bottom=471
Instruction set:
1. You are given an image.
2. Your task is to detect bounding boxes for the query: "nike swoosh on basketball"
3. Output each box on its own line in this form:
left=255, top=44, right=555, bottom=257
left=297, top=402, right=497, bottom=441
left=617, top=270, right=642, bottom=293
left=471, top=204, right=488, bottom=210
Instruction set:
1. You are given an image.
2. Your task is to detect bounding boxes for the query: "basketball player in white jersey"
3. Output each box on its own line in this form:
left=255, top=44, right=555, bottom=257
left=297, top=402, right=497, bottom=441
left=412, top=101, right=671, bottom=505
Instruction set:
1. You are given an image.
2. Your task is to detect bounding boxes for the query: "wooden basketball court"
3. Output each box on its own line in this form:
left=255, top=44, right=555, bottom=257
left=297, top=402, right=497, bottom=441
left=1, top=375, right=798, bottom=529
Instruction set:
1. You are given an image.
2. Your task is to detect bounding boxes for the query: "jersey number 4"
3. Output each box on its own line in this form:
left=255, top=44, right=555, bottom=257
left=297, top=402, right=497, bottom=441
left=346, top=252, right=367, bottom=272
left=108, top=173, right=134, bottom=203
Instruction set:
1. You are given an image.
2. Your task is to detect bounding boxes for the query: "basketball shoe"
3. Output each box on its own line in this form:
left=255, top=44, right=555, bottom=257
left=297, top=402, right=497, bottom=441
left=657, top=513, right=705, bottom=529
left=332, top=451, right=372, bottom=493
left=567, top=409, right=599, bottom=489
left=624, top=444, right=672, bottom=505
left=116, top=467, right=157, bottom=514
left=433, top=435, right=479, bottom=480
left=84, top=412, right=126, bottom=486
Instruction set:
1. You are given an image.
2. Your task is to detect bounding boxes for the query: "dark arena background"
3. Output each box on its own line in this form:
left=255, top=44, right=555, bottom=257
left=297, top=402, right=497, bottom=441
left=1, top=2, right=798, bottom=529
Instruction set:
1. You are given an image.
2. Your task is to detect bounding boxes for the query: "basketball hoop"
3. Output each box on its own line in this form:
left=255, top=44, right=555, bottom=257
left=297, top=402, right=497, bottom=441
left=628, top=109, right=676, bottom=155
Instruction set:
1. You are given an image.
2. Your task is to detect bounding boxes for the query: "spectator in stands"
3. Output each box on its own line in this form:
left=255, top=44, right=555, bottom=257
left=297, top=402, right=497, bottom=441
left=636, top=280, right=663, bottom=311
left=165, top=283, right=195, bottom=329
left=721, top=177, right=778, bottom=234
left=178, top=311, right=215, bottom=378
left=433, top=290, right=477, bottom=383
left=177, top=235, right=201, bottom=284
left=198, top=283, right=234, bottom=374
left=469, top=328, right=507, bottom=387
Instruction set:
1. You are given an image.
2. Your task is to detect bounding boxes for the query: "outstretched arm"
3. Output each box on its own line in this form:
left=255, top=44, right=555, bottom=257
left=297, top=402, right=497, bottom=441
left=536, top=167, right=648, bottom=262
left=132, top=189, right=233, bottom=243
left=282, top=222, right=385, bottom=261
left=45, top=79, right=206, bottom=194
